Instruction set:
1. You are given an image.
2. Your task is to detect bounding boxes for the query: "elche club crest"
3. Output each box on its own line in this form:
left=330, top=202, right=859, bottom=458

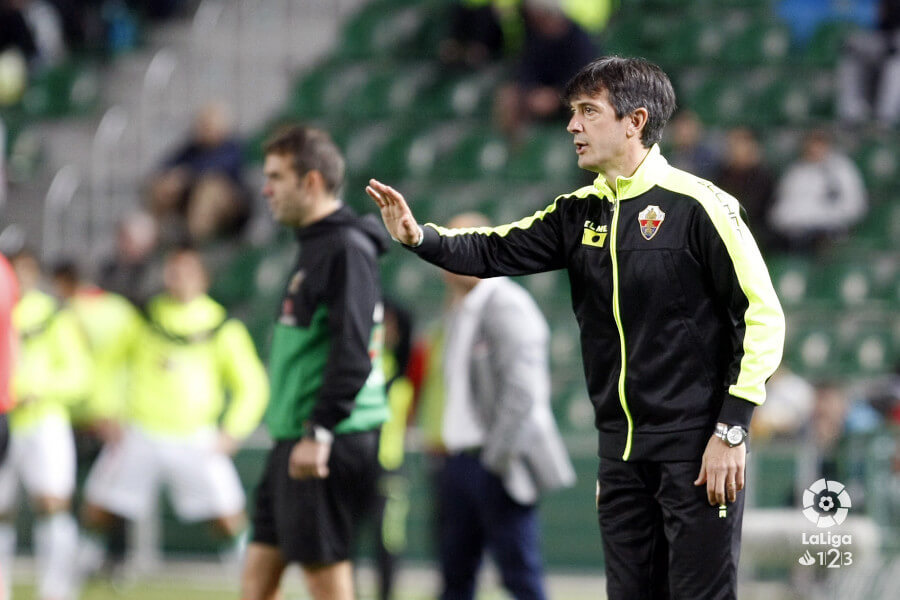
left=638, top=205, right=665, bottom=240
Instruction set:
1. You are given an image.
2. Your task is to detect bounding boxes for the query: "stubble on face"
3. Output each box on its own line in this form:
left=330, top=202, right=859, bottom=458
left=263, top=153, right=307, bottom=227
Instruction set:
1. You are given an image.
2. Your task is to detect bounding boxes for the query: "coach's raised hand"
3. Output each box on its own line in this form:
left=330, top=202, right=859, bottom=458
left=366, top=179, right=422, bottom=246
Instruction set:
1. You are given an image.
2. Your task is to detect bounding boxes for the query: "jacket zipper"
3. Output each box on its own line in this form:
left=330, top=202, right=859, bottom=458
left=609, top=197, right=634, bottom=460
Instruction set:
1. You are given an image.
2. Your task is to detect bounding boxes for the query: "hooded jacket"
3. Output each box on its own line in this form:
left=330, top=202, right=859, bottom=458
left=409, top=145, right=785, bottom=462
left=265, top=205, right=391, bottom=440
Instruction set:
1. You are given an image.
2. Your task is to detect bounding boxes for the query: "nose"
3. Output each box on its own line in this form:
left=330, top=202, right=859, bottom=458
left=567, top=115, right=582, bottom=134
left=262, top=183, right=272, bottom=198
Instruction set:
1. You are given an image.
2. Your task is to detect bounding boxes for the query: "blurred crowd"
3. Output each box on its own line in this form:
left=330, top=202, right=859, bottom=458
left=0, top=0, right=191, bottom=106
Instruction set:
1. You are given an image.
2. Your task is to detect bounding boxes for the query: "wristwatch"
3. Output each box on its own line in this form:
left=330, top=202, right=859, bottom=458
left=715, top=423, right=748, bottom=447
left=304, top=423, right=334, bottom=444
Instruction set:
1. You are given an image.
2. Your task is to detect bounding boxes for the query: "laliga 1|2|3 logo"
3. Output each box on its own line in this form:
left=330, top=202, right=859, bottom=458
left=798, top=478, right=853, bottom=568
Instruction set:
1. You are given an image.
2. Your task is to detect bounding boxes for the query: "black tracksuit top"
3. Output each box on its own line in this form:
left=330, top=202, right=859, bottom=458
left=409, top=146, right=785, bottom=461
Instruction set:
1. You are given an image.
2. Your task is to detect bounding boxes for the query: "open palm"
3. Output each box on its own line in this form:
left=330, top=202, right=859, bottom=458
left=365, top=179, right=421, bottom=246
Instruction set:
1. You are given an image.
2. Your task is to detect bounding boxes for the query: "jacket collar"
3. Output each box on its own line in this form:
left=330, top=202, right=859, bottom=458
left=592, top=144, right=668, bottom=202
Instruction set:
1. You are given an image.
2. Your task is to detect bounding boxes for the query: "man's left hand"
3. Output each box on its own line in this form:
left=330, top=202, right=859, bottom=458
left=693, top=433, right=746, bottom=505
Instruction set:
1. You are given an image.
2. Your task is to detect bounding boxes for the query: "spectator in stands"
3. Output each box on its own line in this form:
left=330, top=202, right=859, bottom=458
left=666, top=109, right=719, bottom=181
left=749, top=367, right=815, bottom=442
left=768, top=129, right=868, bottom=253
left=98, top=211, right=160, bottom=306
left=0, top=2, right=38, bottom=64
left=5, top=0, right=71, bottom=69
left=439, top=0, right=507, bottom=69
left=0, top=248, right=91, bottom=600
left=128, top=0, right=187, bottom=21
left=493, top=0, right=595, bottom=141
left=714, top=127, right=777, bottom=254
left=147, top=101, right=250, bottom=244
left=836, top=0, right=900, bottom=128
left=809, top=381, right=849, bottom=480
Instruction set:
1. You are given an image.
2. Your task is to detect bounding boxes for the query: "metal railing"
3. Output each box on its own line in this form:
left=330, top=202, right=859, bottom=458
left=42, top=164, right=84, bottom=262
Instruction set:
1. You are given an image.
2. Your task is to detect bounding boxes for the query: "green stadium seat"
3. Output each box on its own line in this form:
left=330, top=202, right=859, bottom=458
left=722, top=22, right=791, bottom=65
left=343, top=121, right=397, bottom=175
left=5, top=122, right=43, bottom=183
left=337, top=0, right=442, bottom=60
left=768, top=256, right=812, bottom=309
left=852, top=200, right=900, bottom=250
left=750, top=444, right=798, bottom=507
left=853, top=139, right=900, bottom=195
left=380, top=252, right=443, bottom=307
left=21, top=61, right=100, bottom=119
left=754, top=77, right=815, bottom=125
left=290, top=61, right=386, bottom=119
left=809, top=260, right=887, bottom=308
left=685, top=77, right=756, bottom=127
left=421, top=67, right=503, bottom=119
left=435, top=128, right=509, bottom=181
left=783, top=320, right=840, bottom=377
left=838, top=324, right=896, bottom=376
left=507, top=126, right=582, bottom=183
left=209, top=245, right=268, bottom=307
left=761, top=129, right=803, bottom=171
left=412, top=180, right=495, bottom=224
left=344, top=63, right=439, bottom=119
left=605, top=12, right=672, bottom=58
left=803, top=20, right=856, bottom=67
left=368, top=122, right=470, bottom=180
left=672, top=18, right=735, bottom=64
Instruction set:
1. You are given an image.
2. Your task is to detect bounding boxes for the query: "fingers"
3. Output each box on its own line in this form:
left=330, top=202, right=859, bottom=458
left=727, top=478, right=737, bottom=503
left=365, top=185, right=385, bottom=208
left=699, top=465, right=732, bottom=505
left=693, top=455, right=707, bottom=486
left=709, top=472, right=721, bottom=506
left=367, top=179, right=407, bottom=208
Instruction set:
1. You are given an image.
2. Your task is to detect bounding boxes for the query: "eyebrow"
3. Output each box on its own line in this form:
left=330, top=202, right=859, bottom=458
left=570, top=100, right=602, bottom=110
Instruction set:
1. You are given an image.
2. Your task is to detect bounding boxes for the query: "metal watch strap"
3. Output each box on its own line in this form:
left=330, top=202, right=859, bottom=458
left=305, top=424, right=334, bottom=444
left=715, top=423, right=747, bottom=447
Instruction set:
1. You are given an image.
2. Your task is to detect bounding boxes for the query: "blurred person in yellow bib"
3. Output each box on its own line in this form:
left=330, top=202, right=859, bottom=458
left=78, top=246, right=268, bottom=582
left=0, top=248, right=91, bottom=600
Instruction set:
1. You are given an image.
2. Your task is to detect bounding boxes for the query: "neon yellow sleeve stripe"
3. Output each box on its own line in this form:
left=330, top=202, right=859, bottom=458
left=661, top=174, right=785, bottom=405
left=426, top=199, right=561, bottom=238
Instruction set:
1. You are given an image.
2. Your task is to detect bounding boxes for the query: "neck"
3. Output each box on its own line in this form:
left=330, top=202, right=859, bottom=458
left=598, top=143, right=652, bottom=189
left=171, top=290, right=204, bottom=303
left=300, top=197, right=342, bottom=227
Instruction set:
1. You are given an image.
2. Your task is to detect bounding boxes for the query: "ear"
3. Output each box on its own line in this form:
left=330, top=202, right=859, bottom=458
left=303, top=169, right=327, bottom=193
left=626, top=107, right=649, bottom=140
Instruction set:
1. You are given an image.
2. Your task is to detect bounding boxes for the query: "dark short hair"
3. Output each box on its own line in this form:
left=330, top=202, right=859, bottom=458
left=563, top=56, right=677, bottom=147
left=51, top=260, right=79, bottom=284
left=263, top=125, right=345, bottom=194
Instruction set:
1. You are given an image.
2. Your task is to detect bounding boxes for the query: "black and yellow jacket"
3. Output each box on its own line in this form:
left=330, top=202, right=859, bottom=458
left=265, top=205, right=391, bottom=440
left=410, top=145, right=785, bottom=462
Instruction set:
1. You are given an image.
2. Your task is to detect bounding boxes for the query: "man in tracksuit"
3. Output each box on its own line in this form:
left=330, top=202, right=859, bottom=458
left=367, top=57, right=785, bottom=599
left=242, top=125, right=390, bottom=600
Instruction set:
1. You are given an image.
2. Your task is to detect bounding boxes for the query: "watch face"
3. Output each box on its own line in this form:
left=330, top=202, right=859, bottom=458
left=726, top=427, right=744, bottom=445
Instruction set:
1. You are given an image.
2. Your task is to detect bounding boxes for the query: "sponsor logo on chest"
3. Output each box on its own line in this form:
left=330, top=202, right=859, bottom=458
left=582, top=220, right=608, bottom=247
